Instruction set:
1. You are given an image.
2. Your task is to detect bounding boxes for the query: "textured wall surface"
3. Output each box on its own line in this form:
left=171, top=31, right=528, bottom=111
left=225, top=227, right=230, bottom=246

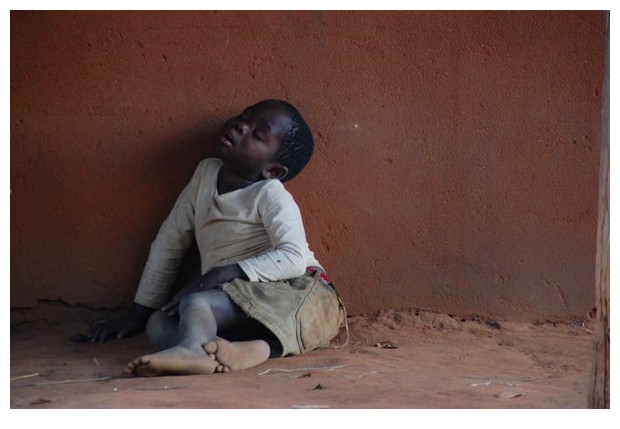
left=10, top=11, right=606, bottom=321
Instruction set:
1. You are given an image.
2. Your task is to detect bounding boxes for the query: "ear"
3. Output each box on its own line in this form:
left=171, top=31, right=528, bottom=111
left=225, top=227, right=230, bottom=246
left=262, top=163, right=289, bottom=181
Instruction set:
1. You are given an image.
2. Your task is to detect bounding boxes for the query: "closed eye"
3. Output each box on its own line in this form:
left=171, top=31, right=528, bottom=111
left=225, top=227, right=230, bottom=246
left=253, top=130, right=265, bottom=142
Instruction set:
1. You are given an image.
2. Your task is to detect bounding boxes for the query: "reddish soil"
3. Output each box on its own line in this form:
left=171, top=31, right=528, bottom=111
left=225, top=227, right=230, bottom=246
left=10, top=303, right=593, bottom=409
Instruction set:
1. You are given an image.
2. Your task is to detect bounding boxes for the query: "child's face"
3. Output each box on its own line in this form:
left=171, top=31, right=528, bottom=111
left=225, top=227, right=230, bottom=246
left=217, top=101, right=292, bottom=181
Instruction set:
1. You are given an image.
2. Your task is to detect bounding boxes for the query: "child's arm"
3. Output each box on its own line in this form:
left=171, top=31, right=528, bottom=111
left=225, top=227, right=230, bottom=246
left=237, top=183, right=310, bottom=282
left=131, top=162, right=206, bottom=310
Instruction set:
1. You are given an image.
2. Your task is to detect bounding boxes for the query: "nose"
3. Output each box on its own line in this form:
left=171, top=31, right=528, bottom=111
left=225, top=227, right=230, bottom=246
left=234, top=118, right=250, bottom=135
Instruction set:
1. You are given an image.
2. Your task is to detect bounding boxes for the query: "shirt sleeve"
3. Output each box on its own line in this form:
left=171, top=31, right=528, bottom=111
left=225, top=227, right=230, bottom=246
left=237, top=182, right=309, bottom=282
left=133, top=162, right=204, bottom=308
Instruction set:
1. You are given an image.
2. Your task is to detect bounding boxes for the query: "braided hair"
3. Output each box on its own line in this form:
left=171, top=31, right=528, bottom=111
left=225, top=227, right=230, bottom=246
left=258, top=99, right=314, bottom=182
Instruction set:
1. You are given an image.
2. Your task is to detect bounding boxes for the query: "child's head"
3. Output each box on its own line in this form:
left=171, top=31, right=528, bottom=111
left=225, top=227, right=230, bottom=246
left=264, top=99, right=314, bottom=182
left=218, top=99, right=314, bottom=183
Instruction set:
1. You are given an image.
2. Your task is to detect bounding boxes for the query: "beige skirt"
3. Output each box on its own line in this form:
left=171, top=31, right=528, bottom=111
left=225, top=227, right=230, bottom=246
left=221, top=269, right=344, bottom=356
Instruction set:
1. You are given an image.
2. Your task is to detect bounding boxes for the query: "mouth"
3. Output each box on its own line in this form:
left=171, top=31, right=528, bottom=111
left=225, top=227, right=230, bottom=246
left=220, top=130, right=234, bottom=147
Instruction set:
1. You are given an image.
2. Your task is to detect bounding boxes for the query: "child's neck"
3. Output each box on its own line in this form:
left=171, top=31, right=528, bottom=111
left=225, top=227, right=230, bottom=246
left=217, top=165, right=261, bottom=194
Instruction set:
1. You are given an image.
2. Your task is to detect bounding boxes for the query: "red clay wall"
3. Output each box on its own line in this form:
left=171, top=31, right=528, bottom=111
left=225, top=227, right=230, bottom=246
left=10, top=11, right=606, bottom=321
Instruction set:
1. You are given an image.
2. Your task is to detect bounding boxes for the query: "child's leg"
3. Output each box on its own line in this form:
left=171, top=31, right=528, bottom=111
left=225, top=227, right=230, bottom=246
left=145, top=310, right=179, bottom=350
left=124, top=289, right=270, bottom=377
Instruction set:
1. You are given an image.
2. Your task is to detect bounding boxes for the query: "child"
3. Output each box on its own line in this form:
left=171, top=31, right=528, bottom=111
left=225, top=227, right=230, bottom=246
left=83, top=99, right=344, bottom=377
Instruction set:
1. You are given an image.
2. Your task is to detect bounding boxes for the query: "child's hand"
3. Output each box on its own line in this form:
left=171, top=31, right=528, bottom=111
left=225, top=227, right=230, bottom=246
left=84, top=317, right=144, bottom=342
left=161, top=277, right=205, bottom=316
left=72, top=303, right=154, bottom=343
left=161, top=264, right=248, bottom=316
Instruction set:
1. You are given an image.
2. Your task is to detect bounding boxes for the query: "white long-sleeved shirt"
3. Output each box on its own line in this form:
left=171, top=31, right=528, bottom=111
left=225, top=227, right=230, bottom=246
left=134, top=158, right=322, bottom=308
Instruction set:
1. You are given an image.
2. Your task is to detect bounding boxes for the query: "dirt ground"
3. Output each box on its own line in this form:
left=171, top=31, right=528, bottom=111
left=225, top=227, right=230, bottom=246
left=9, top=302, right=595, bottom=410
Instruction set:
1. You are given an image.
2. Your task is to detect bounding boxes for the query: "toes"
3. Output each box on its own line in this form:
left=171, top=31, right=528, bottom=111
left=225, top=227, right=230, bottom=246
left=203, top=341, right=218, bottom=354
left=123, top=356, right=152, bottom=377
left=123, top=358, right=145, bottom=377
left=214, top=364, right=230, bottom=373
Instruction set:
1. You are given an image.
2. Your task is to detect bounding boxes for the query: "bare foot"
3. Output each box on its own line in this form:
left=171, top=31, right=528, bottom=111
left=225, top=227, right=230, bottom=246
left=203, top=338, right=270, bottom=373
left=124, top=345, right=218, bottom=377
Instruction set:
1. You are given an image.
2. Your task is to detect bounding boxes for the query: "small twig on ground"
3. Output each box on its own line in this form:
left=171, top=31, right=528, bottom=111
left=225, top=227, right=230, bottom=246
left=336, top=370, right=381, bottom=380
left=11, top=376, right=113, bottom=388
left=470, top=380, right=492, bottom=387
left=10, top=372, right=40, bottom=382
left=257, top=364, right=358, bottom=376
left=134, top=386, right=185, bottom=391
